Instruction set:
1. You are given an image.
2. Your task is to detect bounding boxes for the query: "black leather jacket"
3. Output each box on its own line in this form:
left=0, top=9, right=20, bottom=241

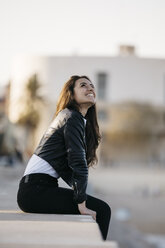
left=34, top=108, right=88, bottom=204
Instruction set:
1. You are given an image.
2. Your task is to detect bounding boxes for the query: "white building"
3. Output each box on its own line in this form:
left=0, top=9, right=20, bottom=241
left=10, top=48, right=165, bottom=117
left=8, top=46, right=165, bottom=165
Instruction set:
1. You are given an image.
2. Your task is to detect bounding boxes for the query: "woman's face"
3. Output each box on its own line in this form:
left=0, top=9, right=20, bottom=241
left=73, top=78, right=96, bottom=107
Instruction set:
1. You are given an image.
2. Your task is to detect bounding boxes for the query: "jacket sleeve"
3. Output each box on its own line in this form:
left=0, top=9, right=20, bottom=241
left=64, top=113, right=88, bottom=204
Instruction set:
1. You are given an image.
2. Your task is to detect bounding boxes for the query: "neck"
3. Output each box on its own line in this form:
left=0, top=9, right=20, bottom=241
left=79, top=108, right=87, bottom=117
left=79, top=104, right=90, bottom=117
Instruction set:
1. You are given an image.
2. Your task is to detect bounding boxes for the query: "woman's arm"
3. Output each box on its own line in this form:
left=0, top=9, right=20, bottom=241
left=64, top=112, right=96, bottom=220
left=64, top=112, right=88, bottom=204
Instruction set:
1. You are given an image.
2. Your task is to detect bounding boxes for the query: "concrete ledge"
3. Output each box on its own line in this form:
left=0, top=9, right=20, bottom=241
left=0, top=210, right=95, bottom=222
left=0, top=210, right=118, bottom=248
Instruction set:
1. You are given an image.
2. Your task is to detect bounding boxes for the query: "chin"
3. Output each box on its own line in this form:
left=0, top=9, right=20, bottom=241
left=88, top=101, right=95, bottom=107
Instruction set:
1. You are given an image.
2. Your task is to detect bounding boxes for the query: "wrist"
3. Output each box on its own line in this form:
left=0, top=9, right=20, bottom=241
left=78, top=201, right=86, bottom=209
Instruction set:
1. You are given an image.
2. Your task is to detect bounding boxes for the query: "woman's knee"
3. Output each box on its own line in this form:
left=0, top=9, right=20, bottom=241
left=86, top=195, right=111, bottom=216
left=102, top=201, right=111, bottom=217
left=95, top=198, right=111, bottom=217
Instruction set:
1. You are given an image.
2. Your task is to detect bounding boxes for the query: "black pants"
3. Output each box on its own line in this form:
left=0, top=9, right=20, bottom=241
left=17, top=173, right=111, bottom=240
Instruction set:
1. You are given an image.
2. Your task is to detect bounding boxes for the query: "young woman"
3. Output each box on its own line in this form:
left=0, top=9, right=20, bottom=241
left=17, top=75, right=111, bottom=240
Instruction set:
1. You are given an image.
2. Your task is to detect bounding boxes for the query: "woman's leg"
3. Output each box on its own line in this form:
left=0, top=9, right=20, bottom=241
left=17, top=184, right=80, bottom=214
left=86, top=194, right=111, bottom=240
left=17, top=184, right=111, bottom=240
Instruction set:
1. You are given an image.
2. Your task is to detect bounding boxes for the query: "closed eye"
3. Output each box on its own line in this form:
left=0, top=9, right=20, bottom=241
left=80, top=82, right=95, bottom=88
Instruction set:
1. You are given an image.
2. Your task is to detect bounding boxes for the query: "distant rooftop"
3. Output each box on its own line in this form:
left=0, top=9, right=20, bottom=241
left=118, top=45, right=136, bottom=56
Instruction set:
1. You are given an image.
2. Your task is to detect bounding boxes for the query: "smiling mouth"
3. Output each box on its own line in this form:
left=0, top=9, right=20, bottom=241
left=86, top=94, right=94, bottom=97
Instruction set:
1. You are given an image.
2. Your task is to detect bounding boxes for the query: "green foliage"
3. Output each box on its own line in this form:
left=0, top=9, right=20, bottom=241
left=106, top=101, right=164, bottom=142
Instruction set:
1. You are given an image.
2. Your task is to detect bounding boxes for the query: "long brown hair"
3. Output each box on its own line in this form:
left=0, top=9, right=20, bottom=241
left=55, top=75, right=101, bottom=167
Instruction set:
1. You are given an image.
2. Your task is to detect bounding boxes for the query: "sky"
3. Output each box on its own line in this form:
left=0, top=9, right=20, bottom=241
left=0, top=0, right=165, bottom=85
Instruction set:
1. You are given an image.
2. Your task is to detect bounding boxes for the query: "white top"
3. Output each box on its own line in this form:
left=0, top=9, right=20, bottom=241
left=24, top=154, right=60, bottom=178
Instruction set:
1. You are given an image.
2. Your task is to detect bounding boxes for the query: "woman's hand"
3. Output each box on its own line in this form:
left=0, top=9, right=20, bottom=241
left=78, top=201, right=96, bottom=221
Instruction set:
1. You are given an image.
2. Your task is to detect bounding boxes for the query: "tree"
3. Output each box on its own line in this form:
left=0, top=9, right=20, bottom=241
left=17, top=74, right=44, bottom=128
left=16, top=74, right=45, bottom=155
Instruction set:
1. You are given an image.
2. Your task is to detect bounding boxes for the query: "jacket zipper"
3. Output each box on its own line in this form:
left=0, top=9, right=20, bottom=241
left=75, top=181, right=78, bottom=195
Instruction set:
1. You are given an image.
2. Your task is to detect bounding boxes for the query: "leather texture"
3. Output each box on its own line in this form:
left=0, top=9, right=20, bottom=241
left=34, top=108, right=88, bottom=204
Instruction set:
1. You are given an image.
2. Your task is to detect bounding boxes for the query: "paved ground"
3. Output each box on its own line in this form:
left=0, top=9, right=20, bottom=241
left=89, top=166, right=165, bottom=248
left=0, top=164, right=165, bottom=248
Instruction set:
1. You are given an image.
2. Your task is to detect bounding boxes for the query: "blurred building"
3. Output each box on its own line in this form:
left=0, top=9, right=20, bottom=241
left=8, top=46, right=165, bottom=166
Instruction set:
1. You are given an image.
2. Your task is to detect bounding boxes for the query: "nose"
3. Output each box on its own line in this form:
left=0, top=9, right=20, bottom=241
left=88, top=84, right=94, bottom=91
